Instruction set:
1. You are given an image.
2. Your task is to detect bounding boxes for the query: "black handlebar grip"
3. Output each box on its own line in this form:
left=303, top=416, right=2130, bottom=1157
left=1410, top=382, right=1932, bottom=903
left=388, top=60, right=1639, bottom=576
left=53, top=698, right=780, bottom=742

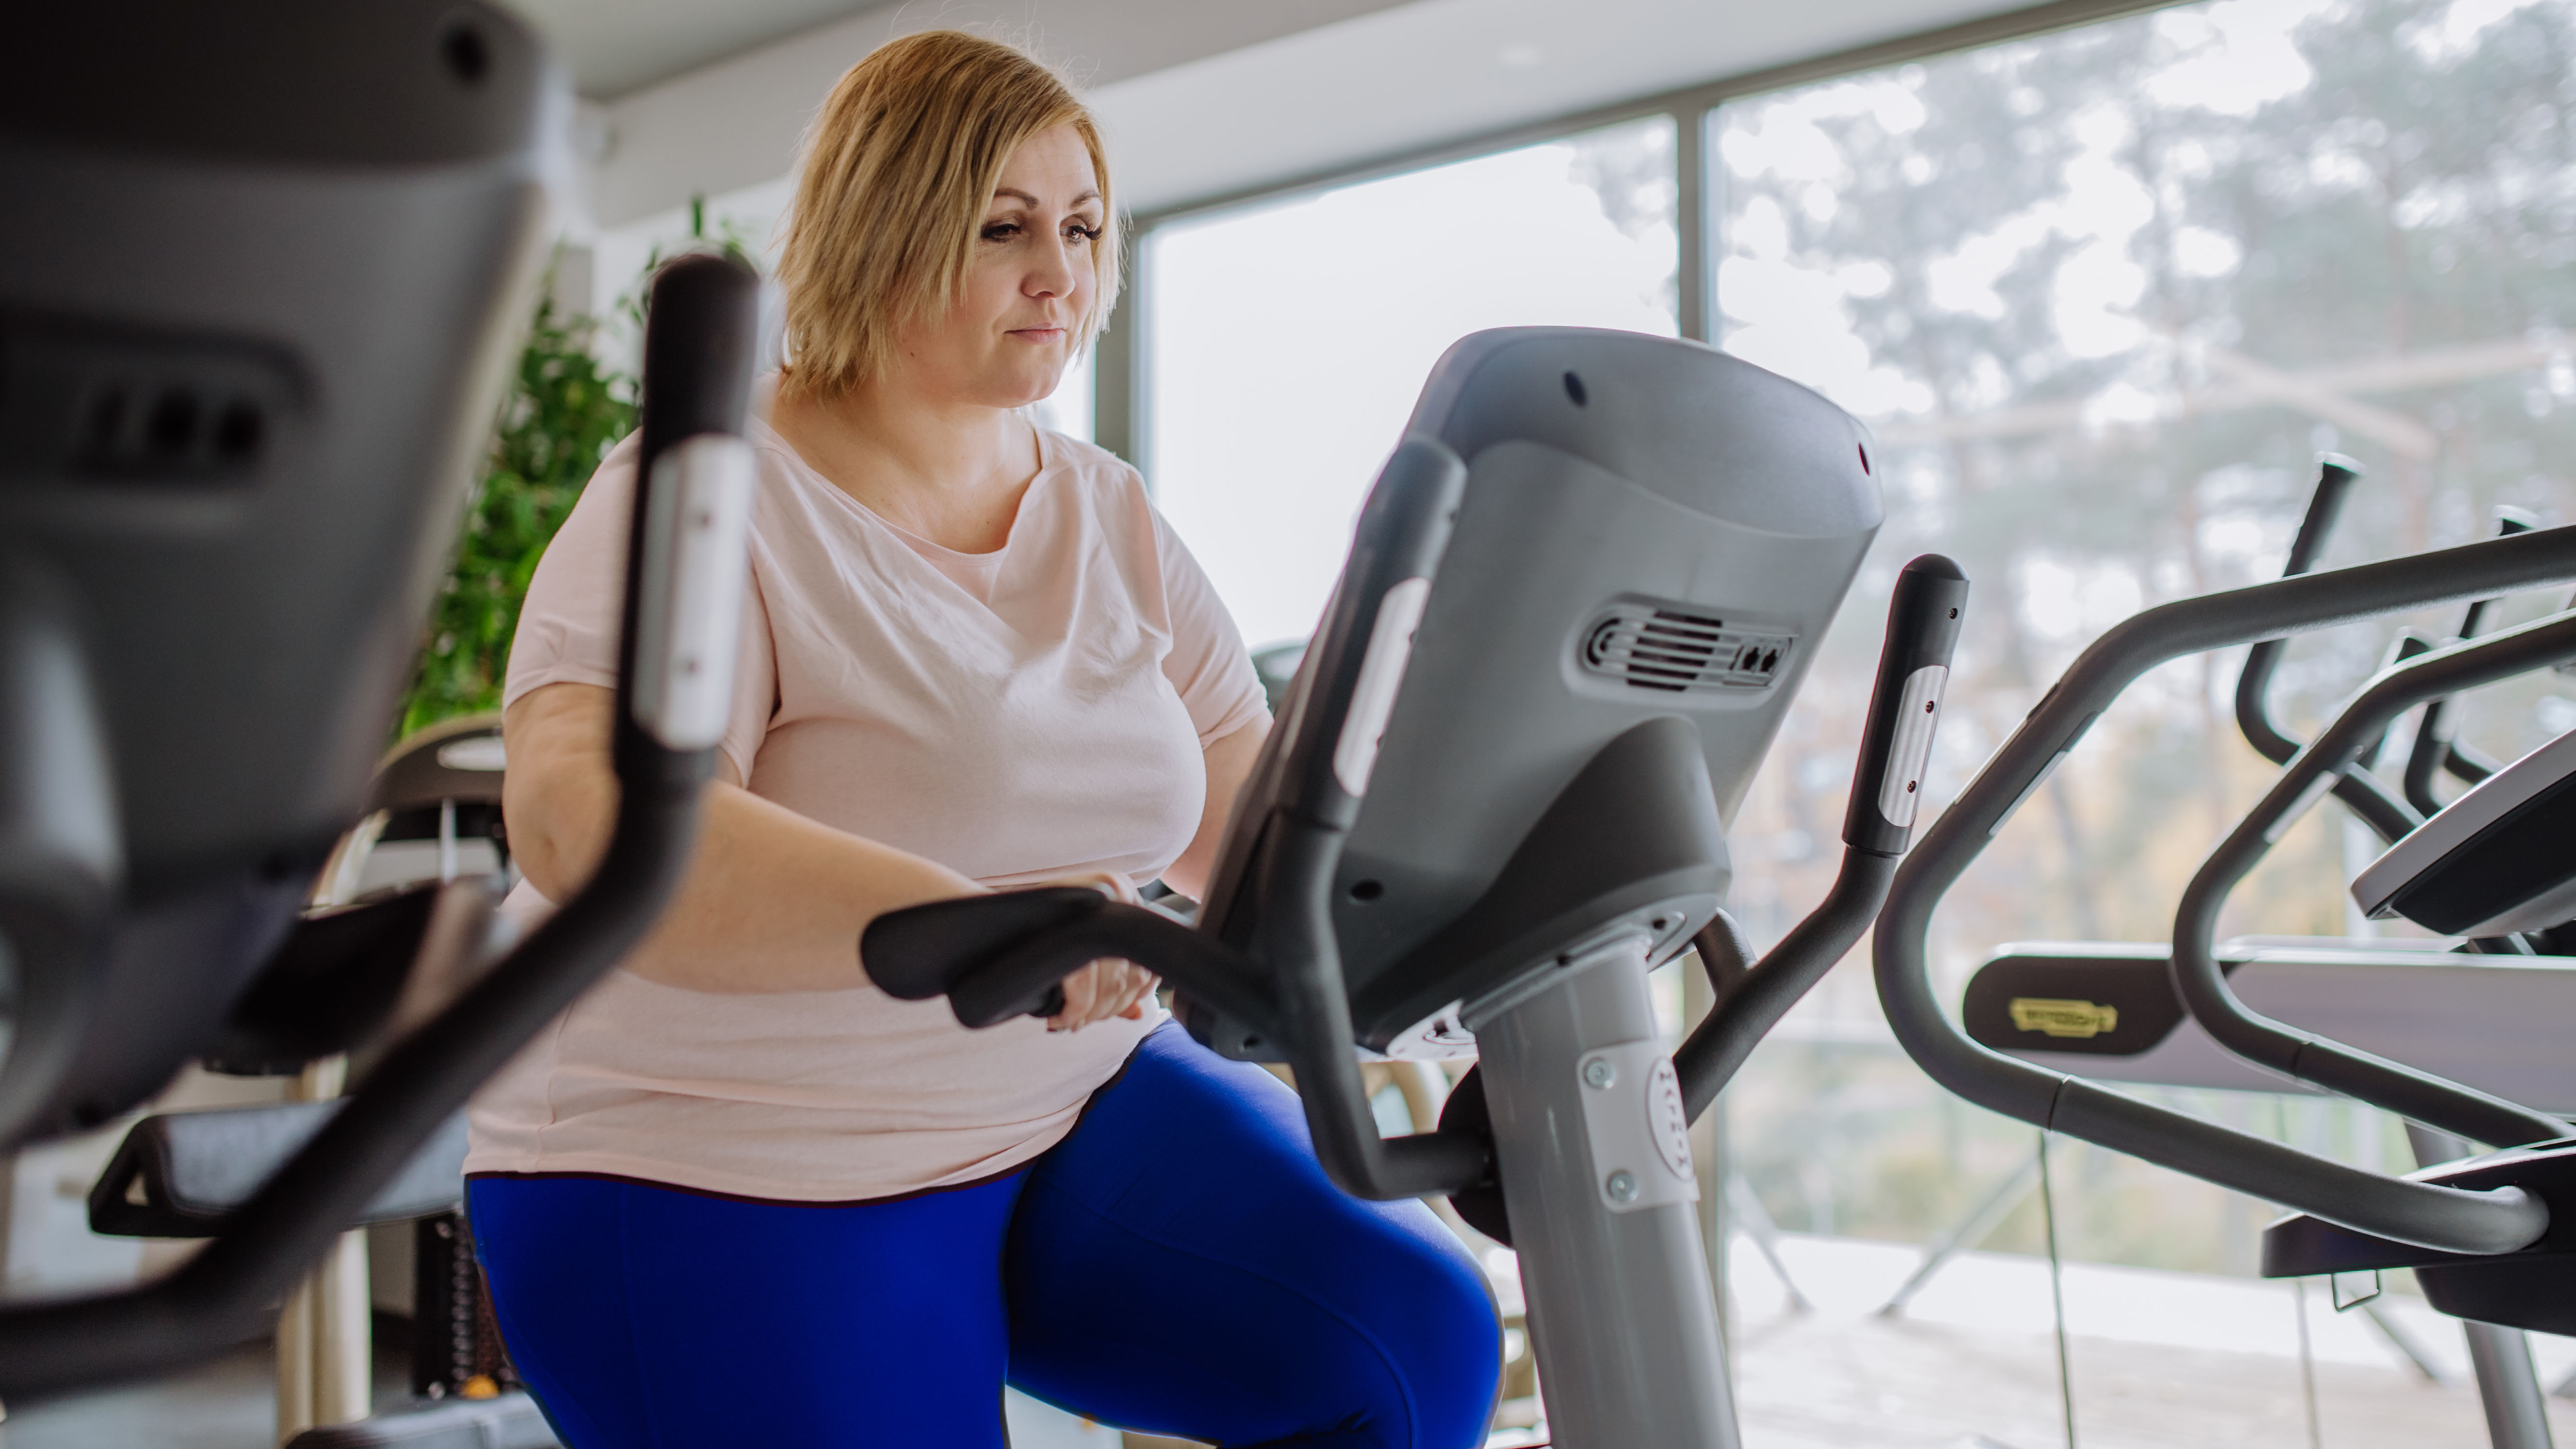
left=2457, top=506, right=2539, bottom=640
left=2284, top=454, right=2365, bottom=577
left=1842, top=554, right=1970, bottom=858
left=614, top=252, right=760, bottom=775
left=860, top=888, right=1109, bottom=1009
left=636, top=253, right=761, bottom=456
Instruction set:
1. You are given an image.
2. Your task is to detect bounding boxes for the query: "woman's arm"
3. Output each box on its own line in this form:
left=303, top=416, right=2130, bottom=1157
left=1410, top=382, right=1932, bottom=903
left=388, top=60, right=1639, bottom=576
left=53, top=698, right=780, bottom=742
left=1157, top=716, right=1271, bottom=902
left=505, top=682, right=1155, bottom=1027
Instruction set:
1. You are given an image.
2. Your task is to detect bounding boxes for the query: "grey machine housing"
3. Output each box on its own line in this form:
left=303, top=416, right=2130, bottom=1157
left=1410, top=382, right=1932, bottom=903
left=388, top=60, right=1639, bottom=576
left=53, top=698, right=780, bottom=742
left=2352, top=724, right=2576, bottom=937
left=1189, top=327, right=1883, bottom=1060
left=0, top=0, right=556, bottom=1149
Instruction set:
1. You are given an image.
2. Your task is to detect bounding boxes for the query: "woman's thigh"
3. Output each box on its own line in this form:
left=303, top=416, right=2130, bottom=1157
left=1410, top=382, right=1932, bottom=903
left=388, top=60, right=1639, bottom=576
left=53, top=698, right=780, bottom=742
left=1006, top=1024, right=1501, bottom=1449
left=467, top=1171, right=1024, bottom=1449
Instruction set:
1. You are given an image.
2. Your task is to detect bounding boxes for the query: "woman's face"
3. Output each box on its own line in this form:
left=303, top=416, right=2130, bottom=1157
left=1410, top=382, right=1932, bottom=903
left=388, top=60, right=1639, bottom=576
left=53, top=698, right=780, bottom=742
left=901, top=123, right=1101, bottom=409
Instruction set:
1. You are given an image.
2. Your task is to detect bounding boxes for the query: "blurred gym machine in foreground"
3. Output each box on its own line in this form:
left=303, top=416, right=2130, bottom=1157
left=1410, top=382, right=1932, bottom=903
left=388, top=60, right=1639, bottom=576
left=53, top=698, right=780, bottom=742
left=0, top=3, right=761, bottom=1427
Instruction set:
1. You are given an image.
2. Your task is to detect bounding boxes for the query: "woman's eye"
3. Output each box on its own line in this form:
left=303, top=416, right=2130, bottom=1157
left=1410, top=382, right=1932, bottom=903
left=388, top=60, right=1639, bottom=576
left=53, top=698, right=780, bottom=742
left=980, top=222, right=1021, bottom=241
left=1066, top=223, right=1102, bottom=242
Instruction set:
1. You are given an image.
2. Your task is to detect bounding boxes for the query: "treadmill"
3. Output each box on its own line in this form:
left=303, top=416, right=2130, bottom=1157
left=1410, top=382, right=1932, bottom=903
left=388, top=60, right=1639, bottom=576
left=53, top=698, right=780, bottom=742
left=867, top=325, right=1969, bottom=1448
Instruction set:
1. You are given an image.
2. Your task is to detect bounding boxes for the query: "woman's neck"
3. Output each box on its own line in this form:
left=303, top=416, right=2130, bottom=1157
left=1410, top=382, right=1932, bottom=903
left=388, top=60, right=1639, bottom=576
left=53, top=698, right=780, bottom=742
left=770, top=374, right=1041, bottom=554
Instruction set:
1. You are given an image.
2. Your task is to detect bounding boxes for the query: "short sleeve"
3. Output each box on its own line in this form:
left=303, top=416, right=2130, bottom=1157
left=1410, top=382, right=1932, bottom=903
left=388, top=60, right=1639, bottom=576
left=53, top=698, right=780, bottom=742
left=1151, top=510, right=1269, bottom=748
left=502, top=432, right=778, bottom=784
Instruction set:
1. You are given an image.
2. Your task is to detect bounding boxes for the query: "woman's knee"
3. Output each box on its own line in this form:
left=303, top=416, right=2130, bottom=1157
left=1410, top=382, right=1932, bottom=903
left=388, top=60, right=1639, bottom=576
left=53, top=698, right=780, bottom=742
left=1371, top=1218, right=1505, bottom=1448
left=1265, top=1204, right=1503, bottom=1448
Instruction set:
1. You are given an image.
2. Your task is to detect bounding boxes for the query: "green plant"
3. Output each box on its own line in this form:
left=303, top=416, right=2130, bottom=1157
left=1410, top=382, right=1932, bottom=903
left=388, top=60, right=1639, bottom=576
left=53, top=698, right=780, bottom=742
left=395, top=283, right=635, bottom=737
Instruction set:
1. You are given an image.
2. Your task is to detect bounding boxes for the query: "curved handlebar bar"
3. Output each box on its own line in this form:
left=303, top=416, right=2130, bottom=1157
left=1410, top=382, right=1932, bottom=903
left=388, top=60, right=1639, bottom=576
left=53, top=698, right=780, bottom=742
left=1877, top=522, right=2576, bottom=1256
left=2401, top=509, right=2535, bottom=816
left=1674, top=554, right=1967, bottom=1121
left=866, top=889, right=1279, bottom=1032
left=2233, top=455, right=2361, bottom=763
left=2175, top=612, right=2576, bottom=1147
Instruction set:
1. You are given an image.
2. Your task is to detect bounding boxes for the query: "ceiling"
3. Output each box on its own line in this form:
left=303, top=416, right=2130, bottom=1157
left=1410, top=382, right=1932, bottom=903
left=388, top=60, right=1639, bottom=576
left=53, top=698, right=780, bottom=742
left=500, top=0, right=1426, bottom=99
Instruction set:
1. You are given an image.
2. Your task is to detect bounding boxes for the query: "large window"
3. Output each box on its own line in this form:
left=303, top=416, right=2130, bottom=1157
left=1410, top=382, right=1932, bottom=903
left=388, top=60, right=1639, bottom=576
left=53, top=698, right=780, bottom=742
left=1146, top=116, right=1680, bottom=648
left=1136, top=0, right=2576, bottom=1441
left=1710, top=0, right=2576, bottom=1441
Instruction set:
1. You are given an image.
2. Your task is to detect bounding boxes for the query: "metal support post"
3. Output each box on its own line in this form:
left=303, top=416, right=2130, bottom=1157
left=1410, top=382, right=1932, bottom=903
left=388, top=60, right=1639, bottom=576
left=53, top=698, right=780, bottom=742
left=1682, top=942, right=1734, bottom=1353
left=1481, top=934, right=1735, bottom=1448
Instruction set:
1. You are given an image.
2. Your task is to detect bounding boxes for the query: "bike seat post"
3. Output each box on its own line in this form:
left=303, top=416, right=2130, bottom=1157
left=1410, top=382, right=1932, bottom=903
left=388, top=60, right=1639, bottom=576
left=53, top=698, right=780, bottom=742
left=1479, top=933, right=1734, bottom=1446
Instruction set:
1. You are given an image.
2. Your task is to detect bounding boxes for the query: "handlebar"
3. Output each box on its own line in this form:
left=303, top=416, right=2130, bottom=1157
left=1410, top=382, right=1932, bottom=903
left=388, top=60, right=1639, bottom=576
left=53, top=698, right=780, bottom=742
left=2401, top=508, right=2535, bottom=815
left=866, top=888, right=1278, bottom=1032
left=1876, top=522, right=2576, bottom=1257
left=2174, top=610, right=2576, bottom=1147
left=2231, top=455, right=2419, bottom=843
left=0, top=254, right=763, bottom=1395
left=1673, top=554, right=1967, bottom=1121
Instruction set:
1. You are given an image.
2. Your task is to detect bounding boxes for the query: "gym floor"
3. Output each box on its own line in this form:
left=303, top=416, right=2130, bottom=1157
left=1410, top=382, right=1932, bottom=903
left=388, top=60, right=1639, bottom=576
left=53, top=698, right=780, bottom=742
left=4, top=1240, right=2567, bottom=1449
left=0, top=1339, right=408, bottom=1449
left=1715, top=1234, right=2576, bottom=1449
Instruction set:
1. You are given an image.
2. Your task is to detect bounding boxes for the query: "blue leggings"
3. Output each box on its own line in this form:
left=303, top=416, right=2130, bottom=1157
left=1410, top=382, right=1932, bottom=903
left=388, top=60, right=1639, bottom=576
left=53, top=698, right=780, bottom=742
left=466, top=1024, right=1501, bottom=1447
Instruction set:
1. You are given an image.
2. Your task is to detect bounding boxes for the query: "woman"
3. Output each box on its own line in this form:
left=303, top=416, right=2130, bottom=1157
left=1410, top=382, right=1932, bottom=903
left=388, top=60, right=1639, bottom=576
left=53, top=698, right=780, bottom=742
left=464, top=29, right=1501, bottom=1449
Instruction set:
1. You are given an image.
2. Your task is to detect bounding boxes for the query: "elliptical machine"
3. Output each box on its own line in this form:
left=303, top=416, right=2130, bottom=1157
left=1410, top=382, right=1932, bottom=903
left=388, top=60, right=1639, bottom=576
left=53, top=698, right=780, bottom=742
left=1958, top=455, right=2576, bottom=1446
left=1877, top=463, right=2576, bottom=1439
left=867, top=325, right=1968, bottom=1448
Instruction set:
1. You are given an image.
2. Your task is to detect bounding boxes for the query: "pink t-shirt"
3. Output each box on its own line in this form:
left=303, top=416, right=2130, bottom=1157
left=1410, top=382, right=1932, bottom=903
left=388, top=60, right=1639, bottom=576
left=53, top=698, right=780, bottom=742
left=464, top=414, right=1268, bottom=1202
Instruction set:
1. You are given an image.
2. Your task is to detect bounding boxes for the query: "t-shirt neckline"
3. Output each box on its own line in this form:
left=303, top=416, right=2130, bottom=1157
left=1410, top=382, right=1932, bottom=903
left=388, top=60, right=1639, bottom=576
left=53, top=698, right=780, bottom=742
left=751, top=411, right=1062, bottom=571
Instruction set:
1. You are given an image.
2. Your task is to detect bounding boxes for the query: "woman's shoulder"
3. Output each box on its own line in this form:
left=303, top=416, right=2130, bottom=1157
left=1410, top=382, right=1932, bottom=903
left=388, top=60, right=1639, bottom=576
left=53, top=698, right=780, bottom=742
left=1038, top=427, right=1169, bottom=541
left=1041, top=428, right=1148, bottom=497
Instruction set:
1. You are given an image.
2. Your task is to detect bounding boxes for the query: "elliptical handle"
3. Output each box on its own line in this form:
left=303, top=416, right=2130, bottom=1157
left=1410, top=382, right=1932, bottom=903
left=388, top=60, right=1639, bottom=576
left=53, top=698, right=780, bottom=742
left=2173, top=610, right=2576, bottom=1147
left=2229, top=454, right=2417, bottom=841
left=2235, top=454, right=2362, bottom=764
left=1675, top=555, right=1966, bottom=1123
left=2404, top=507, right=2536, bottom=814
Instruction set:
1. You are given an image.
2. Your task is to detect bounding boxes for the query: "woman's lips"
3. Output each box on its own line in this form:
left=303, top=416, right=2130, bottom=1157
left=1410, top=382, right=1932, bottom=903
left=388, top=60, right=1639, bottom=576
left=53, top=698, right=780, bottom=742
left=1009, top=326, right=1066, bottom=343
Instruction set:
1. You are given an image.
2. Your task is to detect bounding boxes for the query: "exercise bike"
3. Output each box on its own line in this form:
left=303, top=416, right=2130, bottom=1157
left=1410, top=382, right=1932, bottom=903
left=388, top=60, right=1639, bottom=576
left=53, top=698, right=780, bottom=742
left=865, top=325, right=1969, bottom=1447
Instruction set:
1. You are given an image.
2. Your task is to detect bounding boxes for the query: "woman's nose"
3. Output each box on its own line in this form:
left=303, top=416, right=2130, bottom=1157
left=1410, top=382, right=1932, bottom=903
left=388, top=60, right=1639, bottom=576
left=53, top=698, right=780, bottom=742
left=1027, top=237, right=1079, bottom=300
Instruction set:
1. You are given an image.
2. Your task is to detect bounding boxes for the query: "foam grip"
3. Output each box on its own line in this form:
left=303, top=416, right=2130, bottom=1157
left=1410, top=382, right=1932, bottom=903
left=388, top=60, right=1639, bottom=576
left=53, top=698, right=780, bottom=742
left=860, top=888, right=1108, bottom=1010
left=636, top=254, right=760, bottom=452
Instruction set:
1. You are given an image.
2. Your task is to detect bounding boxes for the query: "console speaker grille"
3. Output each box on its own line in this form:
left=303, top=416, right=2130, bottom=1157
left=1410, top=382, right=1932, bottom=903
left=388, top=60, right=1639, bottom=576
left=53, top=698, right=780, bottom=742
left=1580, top=603, right=1793, bottom=695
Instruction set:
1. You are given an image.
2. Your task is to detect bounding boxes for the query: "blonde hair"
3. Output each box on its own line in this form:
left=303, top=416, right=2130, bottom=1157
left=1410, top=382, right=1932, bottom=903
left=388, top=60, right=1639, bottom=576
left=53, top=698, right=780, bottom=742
left=776, top=31, right=1119, bottom=397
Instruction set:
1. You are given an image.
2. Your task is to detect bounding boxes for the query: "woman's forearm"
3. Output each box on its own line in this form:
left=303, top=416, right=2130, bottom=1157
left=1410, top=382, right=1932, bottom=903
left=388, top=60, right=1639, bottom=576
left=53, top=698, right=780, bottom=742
left=504, top=682, right=980, bottom=993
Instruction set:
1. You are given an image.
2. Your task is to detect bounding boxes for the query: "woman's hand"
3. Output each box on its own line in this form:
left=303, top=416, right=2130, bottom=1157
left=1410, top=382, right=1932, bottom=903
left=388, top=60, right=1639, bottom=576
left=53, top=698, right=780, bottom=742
left=1040, top=871, right=1159, bottom=1033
